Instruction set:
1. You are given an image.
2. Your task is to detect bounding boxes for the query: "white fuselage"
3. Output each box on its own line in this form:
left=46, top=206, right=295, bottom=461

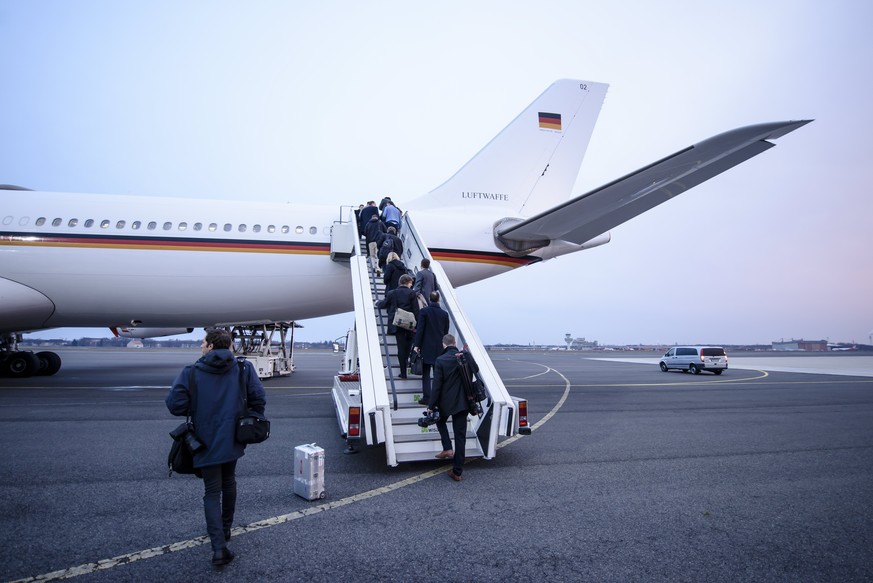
left=0, top=191, right=542, bottom=333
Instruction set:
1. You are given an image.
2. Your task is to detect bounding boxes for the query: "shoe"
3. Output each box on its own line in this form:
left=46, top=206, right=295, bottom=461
left=447, top=470, right=463, bottom=482
left=435, top=449, right=453, bottom=459
left=212, top=547, right=235, bottom=567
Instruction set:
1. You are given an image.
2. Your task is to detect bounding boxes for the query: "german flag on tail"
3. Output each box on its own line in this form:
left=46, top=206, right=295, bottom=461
left=538, top=112, right=561, bottom=131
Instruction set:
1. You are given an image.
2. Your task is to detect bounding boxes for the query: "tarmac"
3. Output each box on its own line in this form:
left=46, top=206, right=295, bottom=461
left=1, top=349, right=871, bottom=582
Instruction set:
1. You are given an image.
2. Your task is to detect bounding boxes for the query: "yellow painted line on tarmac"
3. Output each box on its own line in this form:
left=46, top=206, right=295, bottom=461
left=11, top=361, right=573, bottom=583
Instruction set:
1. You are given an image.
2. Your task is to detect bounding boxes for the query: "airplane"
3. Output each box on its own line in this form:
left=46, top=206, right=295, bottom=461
left=0, top=79, right=811, bottom=377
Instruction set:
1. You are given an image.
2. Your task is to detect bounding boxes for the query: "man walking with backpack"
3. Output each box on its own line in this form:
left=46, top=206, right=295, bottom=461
left=427, top=334, right=477, bottom=481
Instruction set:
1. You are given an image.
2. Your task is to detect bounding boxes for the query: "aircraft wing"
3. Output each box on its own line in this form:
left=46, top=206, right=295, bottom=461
left=496, top=120, right=812, bottom=245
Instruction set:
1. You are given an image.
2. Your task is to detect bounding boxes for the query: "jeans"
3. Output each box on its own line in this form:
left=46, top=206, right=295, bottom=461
left=200, top=460, right=237, bottom=552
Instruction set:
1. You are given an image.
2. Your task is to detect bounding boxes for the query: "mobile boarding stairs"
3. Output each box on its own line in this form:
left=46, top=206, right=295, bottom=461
left=329, top=209, right=531, bottom=467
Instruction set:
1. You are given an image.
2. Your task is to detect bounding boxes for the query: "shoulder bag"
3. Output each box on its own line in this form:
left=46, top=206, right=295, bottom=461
left=393, top=308, right=416, bottom=330
left=235, top=359, right=271, bottom=444
left=168, top=367, right=204, bottom=477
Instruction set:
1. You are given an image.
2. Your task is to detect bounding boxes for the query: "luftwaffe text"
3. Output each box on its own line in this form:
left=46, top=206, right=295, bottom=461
left=461, top=192, right=509, bottom=201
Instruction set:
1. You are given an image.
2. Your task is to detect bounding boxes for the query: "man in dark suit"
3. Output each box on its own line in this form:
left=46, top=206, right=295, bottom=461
left=428, top=334, right=476, bottom=481
left=412, top=291, right=449, bottom=406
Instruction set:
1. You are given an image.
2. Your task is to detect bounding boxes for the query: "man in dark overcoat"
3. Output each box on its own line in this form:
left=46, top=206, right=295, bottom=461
left=166, top=329, right=266, bottom=567
left=375, top=274, right=420, bottom=379
left=428, top=333, right=477, bottom=481
left=412, top=290, right=449, bottom=406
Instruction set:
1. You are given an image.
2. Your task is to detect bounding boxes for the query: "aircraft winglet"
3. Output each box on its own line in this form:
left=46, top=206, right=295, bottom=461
left=496, top=119, right=813, bottom=246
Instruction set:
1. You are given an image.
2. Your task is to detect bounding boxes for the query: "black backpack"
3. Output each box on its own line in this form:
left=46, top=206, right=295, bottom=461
left=454, top=350, right=486, bottom=415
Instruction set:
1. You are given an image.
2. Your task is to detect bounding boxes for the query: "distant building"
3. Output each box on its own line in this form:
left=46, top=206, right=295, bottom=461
left=772, top=339, right=827, bottom=351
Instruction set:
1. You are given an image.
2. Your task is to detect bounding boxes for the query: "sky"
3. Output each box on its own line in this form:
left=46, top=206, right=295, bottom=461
left=2, top=1, right=872, bottom=347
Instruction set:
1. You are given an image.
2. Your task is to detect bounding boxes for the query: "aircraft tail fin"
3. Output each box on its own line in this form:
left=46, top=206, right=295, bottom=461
left=409, top=80, right=608, bottom=217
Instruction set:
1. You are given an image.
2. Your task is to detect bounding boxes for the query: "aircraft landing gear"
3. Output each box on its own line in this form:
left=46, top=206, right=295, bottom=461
left=0, top=333, right=62, bottom=377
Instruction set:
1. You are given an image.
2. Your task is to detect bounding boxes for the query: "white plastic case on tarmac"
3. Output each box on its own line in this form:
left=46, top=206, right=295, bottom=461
left=293, top=443, right=326, bottom=501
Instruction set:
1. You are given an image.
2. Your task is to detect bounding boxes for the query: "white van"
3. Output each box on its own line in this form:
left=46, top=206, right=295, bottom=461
left=659, top=346, right=728, bottom=375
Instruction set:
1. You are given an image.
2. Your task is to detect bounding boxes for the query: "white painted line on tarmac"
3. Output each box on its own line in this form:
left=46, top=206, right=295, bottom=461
left=11, top=362, right=573, bottom=583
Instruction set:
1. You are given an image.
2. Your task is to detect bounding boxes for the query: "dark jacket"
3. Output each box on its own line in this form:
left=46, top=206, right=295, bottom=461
left=377, top=232, right=403, bottom=263
left=413, top=302, right=449, bottom=364
left=364, top=215, right=386, bottom=244
left=166, top=349, right=266, bottom=468
left=383, top=259, right=407, bottom=292
left=360, top=204, right=379, bottom=227
left=376, top=285, right=420, bottom=335
left=431, top=346, right=476, bottom=416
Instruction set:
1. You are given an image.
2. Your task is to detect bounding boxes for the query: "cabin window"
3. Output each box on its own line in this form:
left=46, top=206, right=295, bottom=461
left=281, top=225, right=290, bottom=234
left=309, top=226, right=317, bottom=235
left=67, top=218, right=78, bottom=227
left=132, top=221, right=141, bottom=230
left=36, top=217, right=46, bottom=226
left=223, top=223, right=232, bottom=232
left=267, top=225, right=276, bottom=233
left=253, top=224, right=261, bottom=233
left=100, top=220, right=110, bottom=228
left=52, top=218, right=62, bottom=227
left=178, top=222, right=187, bottom=231
left=84, top=219, right=95, bottom=228
left=295, top=226, right=304, bottom=234
left=18, top=216, right=29, bottom=226
left=116, top=220, right=125, bottom=229
left=193, top=222, right=202, bottom=231
left=2, top=216, right=12, bottom=226
left=147, top=221, right=157, bottom=230
left=163, top=222, right=172, bottom=231
left=208, top=223, right=217, bottom=232
left=238, top=224, right=247, bottom=232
